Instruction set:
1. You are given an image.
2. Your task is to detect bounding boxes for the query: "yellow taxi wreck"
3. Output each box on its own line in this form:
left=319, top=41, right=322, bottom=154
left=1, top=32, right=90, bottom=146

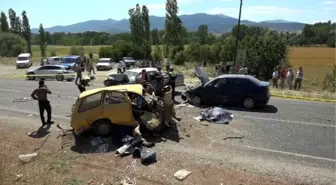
left=70, top=84, right=178, bottom=136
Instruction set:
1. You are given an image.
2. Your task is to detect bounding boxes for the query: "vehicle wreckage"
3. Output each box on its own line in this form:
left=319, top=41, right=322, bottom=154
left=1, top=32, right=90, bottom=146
left=70, top=84, right=180, bottom=138
left=103, top=67, right=184, bottom=89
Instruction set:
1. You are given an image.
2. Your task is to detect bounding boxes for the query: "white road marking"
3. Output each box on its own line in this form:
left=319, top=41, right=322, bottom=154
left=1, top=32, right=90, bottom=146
left=0, top=88, right=77, bottom=99
left=231, top=144, right=336, bottom=163
left=0, top=106, right=70, bottom=120
left=236, top=115, right=336, bottom=128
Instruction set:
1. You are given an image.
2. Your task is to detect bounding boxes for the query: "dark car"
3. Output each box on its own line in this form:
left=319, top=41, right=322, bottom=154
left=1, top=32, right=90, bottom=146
left=122, top=57, right=136, bottom=69
left=181, top=67, right=271, bottom=109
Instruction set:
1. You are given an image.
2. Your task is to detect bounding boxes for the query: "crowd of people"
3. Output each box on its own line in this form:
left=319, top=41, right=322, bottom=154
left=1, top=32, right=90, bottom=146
left=272, top=67, right=303, bottom=90
left=215, top=62, right=248, bottom=76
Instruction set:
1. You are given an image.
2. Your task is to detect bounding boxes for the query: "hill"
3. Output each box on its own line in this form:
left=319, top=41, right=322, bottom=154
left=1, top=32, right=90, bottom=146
left=31, top=13, right=305, bottom=34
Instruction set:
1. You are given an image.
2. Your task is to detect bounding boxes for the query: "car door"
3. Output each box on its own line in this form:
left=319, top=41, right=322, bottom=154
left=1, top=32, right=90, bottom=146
left=36, top=66, right=49, bottom=79
left=200, top=79, right=224, bottom=105
left=227, top=78, right=250, bottom=103
left=49, top=66, right=62, bottom=79
left=72, top=92, right=103, bottom=129
left=101, top=91, right=134, bottom=126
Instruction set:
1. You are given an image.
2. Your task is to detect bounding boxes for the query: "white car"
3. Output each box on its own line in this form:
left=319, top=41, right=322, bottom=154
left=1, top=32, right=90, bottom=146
left=96, top=58, right=113, bottom=71
left=26, top=65, right=76, bottom=81
left=16, top=53, right=32, bottom=68
left=46, top=56, right=63, bottom=65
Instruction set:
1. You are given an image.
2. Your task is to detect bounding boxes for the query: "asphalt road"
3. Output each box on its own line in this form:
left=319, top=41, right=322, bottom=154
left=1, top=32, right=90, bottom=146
left=0, top=78, right=335, bottom=175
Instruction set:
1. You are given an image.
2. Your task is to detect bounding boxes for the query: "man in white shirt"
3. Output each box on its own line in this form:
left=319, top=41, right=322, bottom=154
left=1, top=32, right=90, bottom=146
left=272, top=68, right=279, bottom=88
left=294, top=67, right=303, bottom=90
left=286, top=68, right=294, bottom=90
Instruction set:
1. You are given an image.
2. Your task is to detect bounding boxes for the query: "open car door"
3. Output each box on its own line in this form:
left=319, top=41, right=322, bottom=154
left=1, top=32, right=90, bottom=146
left=101, top=90, right=136, bottom=127
left=194, top=66, right=209, bottom=86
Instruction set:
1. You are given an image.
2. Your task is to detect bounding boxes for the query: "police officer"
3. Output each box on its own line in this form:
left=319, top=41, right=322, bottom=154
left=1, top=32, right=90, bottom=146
left=168, top=66, right=177, bottom=102
left=31, top=80, right=53, bottom=126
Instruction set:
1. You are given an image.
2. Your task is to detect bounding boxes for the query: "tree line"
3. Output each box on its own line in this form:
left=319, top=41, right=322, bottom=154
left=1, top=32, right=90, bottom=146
left=0, top=9, right=32, bottom=56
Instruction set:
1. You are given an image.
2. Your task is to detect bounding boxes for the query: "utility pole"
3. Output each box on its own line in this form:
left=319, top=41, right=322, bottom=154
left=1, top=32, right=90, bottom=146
left=233, top=0, right=243, bottom=66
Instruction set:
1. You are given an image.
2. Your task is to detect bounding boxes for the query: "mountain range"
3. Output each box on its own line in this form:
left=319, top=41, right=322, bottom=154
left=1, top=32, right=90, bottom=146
left=31, top=13, right=306, bottom=34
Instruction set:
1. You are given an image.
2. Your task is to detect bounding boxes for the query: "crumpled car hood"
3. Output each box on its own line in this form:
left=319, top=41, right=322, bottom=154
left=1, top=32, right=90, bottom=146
left=194, top=67, right=209, bottom=86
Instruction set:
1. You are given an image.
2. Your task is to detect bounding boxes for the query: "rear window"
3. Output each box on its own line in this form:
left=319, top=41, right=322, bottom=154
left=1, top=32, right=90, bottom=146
left=78, top=93, right=102, bottom=112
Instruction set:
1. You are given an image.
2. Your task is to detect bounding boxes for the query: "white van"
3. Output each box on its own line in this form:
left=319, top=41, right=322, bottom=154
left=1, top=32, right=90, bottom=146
left=46, top=56, right=63, bottom=65
left=16, top=53, right=32, bottom=68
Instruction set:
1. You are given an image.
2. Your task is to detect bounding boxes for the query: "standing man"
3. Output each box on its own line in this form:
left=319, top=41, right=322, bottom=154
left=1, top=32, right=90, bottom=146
left=272, top=68, right=279, bottom=88
left=121, top=60, right=126, bottom=73
left=168, top=66, right=177, bottom=102
left=280, top=67, right=287, bottom=88
left=155, top=67, right=164, bottom=97
left=166, top=60, right=171, bottom=72
left=294, top=67, right=303, bottom=90
left=31, top=80, right=53, bottom=126
left=286, top=68, right=294, bottom=90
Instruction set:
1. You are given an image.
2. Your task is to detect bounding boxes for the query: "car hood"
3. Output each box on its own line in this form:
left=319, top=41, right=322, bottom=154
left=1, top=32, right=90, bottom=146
left=194, top=66, right=209, bottom=86
left=97, top=62, right=111, bottom=66
left=17, top=60, right=29, bottom=63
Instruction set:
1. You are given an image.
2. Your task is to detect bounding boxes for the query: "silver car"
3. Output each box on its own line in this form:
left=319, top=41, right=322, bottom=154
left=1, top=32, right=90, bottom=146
left=26, top=65, right=76, bottom=81
left=96, top=58, right=113, bottom=71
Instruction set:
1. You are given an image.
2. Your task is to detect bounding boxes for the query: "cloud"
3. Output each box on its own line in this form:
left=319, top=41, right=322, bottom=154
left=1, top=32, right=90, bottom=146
left=219, top=0, right=233, bottom=1
left=147, top=4, right=165, bottom=10
left=323, top=0, right=336, bottom=4
left=207, top=6, right=303, bottom=19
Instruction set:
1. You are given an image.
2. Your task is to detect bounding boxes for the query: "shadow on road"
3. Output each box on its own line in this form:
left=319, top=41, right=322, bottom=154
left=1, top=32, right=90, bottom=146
left=28, top=124, right=51, bottom=138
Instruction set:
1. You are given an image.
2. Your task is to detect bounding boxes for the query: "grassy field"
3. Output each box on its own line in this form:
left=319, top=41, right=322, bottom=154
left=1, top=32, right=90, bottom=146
left=1, top=45, right=335, bottom=92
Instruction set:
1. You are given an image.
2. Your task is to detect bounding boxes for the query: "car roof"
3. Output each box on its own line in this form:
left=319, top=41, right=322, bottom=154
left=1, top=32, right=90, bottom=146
left=127, top=67, right=158, bottom=73
left=64, top=55, right=80, bottom=59
left=18, top=53, right=31, bottom=57
left=79, top=84, right=143, bottom=99
left=217, top=74, right=252, bottom=79
left=48, top=56, right=62, bottom=59
left=98, top=58, right=111, bottom=61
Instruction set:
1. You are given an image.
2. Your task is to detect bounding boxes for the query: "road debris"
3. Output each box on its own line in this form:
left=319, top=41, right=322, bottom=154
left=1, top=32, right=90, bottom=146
left=120, top=178, right=135, bottom=185
left=174, top=169, right=192, bottom=181
left=223, top=136, right=244, bottom=141
left=18, top=152, right=38, bottom=163
left=200, top=107, right=233, bottom=124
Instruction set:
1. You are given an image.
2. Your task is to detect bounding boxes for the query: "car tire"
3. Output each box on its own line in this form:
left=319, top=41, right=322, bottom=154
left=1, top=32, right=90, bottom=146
left=190, top=95, right=201, bottom=106
left=93, top=119, right=112, bottom=136
left=27, top=72, right=35, bottom=80
left=243, top=97, right=255, bottom=109
left=56, top=74, right=64, bottom=81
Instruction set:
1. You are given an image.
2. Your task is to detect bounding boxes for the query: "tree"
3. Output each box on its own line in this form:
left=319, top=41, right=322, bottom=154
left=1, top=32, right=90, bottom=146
left=0, top=32, right=27, bottom=57
left=165, top=0, right=183, bottom=47
left=8, top=9, right=17, bottom=33
left=15, top=16, right=22, bottom=35
left=197, top=24, right=208, bottom=45
left=21, top=11, right=32, bottom=54
left=0, top=12, right=9, bottom=32
left=152, top=45, right=163, bottom=62
left=142, top=5, right=151, bottom=59
left=38, top=24, right=47, bottom=57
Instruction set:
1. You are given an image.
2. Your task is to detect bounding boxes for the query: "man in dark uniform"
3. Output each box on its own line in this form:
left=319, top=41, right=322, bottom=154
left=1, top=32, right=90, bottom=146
left=154, top=67, right=164, bottom=97
left=31, top=80, right=53, bottom=126
left=168, top=66, right=177, bottom=102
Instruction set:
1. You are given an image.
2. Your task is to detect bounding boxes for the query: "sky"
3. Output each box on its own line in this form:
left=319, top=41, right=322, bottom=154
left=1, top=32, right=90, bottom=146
left=1, top=0, right=335, bottom=28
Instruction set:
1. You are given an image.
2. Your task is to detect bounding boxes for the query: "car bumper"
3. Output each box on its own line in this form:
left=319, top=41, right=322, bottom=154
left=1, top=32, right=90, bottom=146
left=17, top=63, right=30, bottom=67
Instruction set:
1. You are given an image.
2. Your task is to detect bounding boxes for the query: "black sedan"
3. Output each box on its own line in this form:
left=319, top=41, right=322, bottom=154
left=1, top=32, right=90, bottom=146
left=181, top=67, right=271, bottom=109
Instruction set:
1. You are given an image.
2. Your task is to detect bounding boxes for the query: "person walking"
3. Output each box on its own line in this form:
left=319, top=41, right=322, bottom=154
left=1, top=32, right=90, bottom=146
left=168, top=66, right=177, bottom=102
left=31, top=80, right=53, bottom=126
left=166, top=60, right=171, bottom=72
left=155, top=67, right=164, bottom=97
left=272, top=68, right=279, bottom=88
left=294, top=67, right=303, bottom=90
left=215, top=64, right=222, bottom=77
left=286, top=68, right=294, bottom=90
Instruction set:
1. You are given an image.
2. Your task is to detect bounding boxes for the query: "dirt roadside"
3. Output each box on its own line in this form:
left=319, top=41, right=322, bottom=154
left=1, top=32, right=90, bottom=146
left=0, top=108, right=334, bottom=185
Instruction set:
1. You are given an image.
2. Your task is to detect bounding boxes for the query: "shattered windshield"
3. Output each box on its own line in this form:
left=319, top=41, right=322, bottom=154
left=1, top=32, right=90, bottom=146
left=125, top=71, right=138, bottom=82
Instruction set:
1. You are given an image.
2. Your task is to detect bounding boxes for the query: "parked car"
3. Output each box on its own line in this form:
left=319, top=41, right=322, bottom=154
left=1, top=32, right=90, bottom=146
left=16, top=53, right=32, bottom=68
left=26, top=65, right=76, bottom=81
left=122, top=57, right=136, bottom=69
left=70, top=84, right=176, bottom=136
left=181, top=67, right=271, bottom=109
left=61, top=55, right=80, bottom=70
left=103, top=67, right=185, bottom=89
left=96, top=58, right=113, bottom=71
left=46, top=56, right=63, bottom=65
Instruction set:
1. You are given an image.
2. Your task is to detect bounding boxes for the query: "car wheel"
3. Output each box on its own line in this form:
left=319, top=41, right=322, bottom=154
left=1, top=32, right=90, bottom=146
left=243, top=97, right=255, bottom=109
left=56, top=74, right=64, bottom=81
left=27, top=72, right=35, bottom=80
left=94, top=119, right=112, bottom=136
left=190, top=96, right=201, bottom=106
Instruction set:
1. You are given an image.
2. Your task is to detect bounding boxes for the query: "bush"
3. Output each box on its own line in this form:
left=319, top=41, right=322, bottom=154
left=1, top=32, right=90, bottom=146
left=323, top=65, right=336, bottom=91
left=0, top=32, right=28, bottom=57
left=69, top=46, right=84, bottom=56
left=89, top=52, right=93, bottom=59
left=50, top=50, right=57, bottom=56
left=173, top=50, right=189, bottom=65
